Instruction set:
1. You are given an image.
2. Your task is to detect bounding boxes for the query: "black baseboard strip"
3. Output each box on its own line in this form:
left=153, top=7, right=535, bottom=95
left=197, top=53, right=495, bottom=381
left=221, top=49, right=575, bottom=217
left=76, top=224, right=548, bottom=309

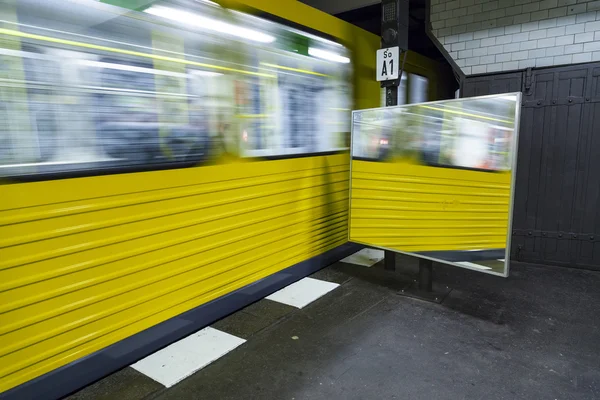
left=510, top=260, right=600, bottom=272
left=2, top=242, right=361, bottom=400
left=417, top=249, right=505, bottom=262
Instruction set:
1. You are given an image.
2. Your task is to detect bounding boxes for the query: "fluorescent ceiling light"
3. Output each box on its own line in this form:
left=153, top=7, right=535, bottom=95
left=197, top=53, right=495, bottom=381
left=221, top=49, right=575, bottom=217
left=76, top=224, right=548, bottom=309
left=293, top=30, right=343, bottom=48
left=79, top=60, right=222, bottom=77
left=78, top=59, right=187, bottom=77
left=308, top=47, right=350, bottom=64
left=229, top=9, right=342, bottom=48
left=189, top=70, right=223, bottom=77
left=0, top=47, right=49, bottom=60
left=145, top=5, right=275, bottom=43
left=194, top=0, right=220, bottom=6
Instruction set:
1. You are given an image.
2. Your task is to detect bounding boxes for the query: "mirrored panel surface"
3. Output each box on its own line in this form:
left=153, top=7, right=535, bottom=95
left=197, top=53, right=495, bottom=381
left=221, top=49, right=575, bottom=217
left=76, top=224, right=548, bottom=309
left=349, top=93, right=522, bottom=276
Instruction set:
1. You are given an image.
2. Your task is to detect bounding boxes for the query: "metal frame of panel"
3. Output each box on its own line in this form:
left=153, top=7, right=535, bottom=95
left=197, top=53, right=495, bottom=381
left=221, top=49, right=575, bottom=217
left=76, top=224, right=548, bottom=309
left=349, top=92, right=522, bottom=277
left=505, top=92, right=522, bottom=277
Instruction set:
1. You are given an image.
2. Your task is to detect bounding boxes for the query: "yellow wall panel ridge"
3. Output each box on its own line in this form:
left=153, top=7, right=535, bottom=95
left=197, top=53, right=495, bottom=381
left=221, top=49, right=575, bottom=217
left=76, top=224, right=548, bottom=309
left=349, top=160, right=511, bottom=252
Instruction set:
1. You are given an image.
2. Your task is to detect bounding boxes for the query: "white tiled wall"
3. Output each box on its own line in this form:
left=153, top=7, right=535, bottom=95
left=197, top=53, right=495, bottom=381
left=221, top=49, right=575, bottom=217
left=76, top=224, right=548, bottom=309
left=431, top=0, right=600, bottom=74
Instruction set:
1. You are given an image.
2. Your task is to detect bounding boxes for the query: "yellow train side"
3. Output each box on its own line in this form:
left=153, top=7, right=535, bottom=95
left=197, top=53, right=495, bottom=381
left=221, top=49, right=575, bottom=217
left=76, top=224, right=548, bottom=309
left=0, top=154, right=348, bottom=391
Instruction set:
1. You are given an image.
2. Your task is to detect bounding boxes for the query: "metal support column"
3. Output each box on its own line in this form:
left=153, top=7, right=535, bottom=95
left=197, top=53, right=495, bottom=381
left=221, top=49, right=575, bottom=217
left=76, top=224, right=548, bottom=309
left=386, top=86, right=398, bottom=107
left=418, top=258, right=433, bottom=292
left=380, top=0, right=408, bottom=273
left=376, top=0, right=450, bottom=303
left=384, top=250, right=396, bottom=271
left=400, top=258, right=451, bottom=303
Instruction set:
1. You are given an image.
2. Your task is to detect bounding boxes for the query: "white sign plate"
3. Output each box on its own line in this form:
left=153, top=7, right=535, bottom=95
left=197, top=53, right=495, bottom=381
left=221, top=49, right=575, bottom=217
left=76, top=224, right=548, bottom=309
left=376, top=46, right=400, bottom=82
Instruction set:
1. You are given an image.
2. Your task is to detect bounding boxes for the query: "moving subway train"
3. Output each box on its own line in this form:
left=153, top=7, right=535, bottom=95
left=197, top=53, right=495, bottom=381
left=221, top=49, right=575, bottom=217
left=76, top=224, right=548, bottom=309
left=0, top=0, right=453, bottom=396
left=0, top=0, right=351, bottom=177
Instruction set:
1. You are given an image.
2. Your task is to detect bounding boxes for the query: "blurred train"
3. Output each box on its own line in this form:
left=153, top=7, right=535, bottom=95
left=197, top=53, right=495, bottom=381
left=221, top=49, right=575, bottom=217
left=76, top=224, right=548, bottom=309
left=0, top=0, right=353, bottom=177
left=352, top=95, right=516, bottom=172
left=0, top=0, right=453, bottom=397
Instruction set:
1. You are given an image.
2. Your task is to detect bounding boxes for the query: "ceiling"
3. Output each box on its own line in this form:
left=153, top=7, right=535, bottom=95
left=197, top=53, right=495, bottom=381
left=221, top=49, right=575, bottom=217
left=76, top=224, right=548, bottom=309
left=299, top=0, right=381, bottom=15
left=299, top=0, right=446, bottom=63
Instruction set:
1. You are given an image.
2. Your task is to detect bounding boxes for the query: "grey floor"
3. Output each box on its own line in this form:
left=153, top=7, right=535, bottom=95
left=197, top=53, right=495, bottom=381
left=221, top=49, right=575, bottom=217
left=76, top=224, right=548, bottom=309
left=68, top=258, right=600, bottom=400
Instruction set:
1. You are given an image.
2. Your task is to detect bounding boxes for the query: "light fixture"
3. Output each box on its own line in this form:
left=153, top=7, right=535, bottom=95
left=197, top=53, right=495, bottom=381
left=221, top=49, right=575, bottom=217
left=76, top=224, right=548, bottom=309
left=78, top=60, right=222, bottom=77
left=498, top=94, right=518, bottom=101
left=145, top=5, right=276, bottom=44
left=230, top=9, right=342, bottom=48
left=308, top=47, right=350, bottom=64
left=194, top=0, right=220, bottom=7
left=78, top=59, right=187, bottom=78
left=189, top=70, right=223, bottom=77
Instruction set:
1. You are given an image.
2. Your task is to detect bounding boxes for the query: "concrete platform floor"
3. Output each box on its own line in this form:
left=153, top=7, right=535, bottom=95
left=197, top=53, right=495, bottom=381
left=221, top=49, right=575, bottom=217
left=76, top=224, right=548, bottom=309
left=68, top=259, right=600, bottom=400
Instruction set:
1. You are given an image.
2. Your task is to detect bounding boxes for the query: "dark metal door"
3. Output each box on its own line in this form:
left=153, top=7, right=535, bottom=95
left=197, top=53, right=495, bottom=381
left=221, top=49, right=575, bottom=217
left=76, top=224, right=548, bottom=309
left=463, top=64, right=600, bottom=270
left=461, top=72, right=523, bottom=97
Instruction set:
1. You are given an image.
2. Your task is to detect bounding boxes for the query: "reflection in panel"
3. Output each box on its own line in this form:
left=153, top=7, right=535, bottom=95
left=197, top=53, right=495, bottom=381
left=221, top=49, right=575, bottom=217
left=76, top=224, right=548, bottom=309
left=379, top=73, right=428, bottom=107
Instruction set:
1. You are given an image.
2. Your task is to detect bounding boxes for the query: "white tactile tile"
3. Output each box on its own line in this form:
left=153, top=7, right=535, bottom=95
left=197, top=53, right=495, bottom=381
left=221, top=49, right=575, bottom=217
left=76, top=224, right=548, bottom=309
left=266, top=277, right=339, bottom=309
left=340, top=248, right=385, bottom=267
left=131, top=327, right=245, bottom=387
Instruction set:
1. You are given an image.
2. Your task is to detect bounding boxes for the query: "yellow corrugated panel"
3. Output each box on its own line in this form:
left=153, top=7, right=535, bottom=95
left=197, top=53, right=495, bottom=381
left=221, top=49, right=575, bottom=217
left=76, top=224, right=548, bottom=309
left=0, top=154, right=349, bottom=392
left=349, top=160, right=511, bottom=253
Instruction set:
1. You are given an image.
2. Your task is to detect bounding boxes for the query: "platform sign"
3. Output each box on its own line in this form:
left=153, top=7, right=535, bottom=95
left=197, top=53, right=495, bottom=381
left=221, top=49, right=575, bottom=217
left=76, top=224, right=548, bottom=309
left=376, top=46, right=399, bottom=81
left=349, top=93, right=522, bottom=277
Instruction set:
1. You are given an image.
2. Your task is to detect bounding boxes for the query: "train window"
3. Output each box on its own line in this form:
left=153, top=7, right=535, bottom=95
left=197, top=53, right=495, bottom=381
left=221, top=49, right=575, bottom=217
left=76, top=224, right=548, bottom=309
left=240, top=69, right=350, bottom=158
left=380, top=73, right=407, bottom=107
left=409, top=74, right=428, bottom=104
left=0, top=103, right=9, bottom=164
left=0, top=46, right=62, bottom=167
left=85, top=57, right=213, bottom=165
left=0, top=0, right=351, bottom=179
left=237, top=15, right=351, bottom=159
left=378, top=73, right=428, bottom=107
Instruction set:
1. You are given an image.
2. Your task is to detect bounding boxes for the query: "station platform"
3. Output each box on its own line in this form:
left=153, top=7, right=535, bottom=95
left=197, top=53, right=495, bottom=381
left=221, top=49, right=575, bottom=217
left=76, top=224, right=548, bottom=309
left=65, top=253, right=600, bottom=400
